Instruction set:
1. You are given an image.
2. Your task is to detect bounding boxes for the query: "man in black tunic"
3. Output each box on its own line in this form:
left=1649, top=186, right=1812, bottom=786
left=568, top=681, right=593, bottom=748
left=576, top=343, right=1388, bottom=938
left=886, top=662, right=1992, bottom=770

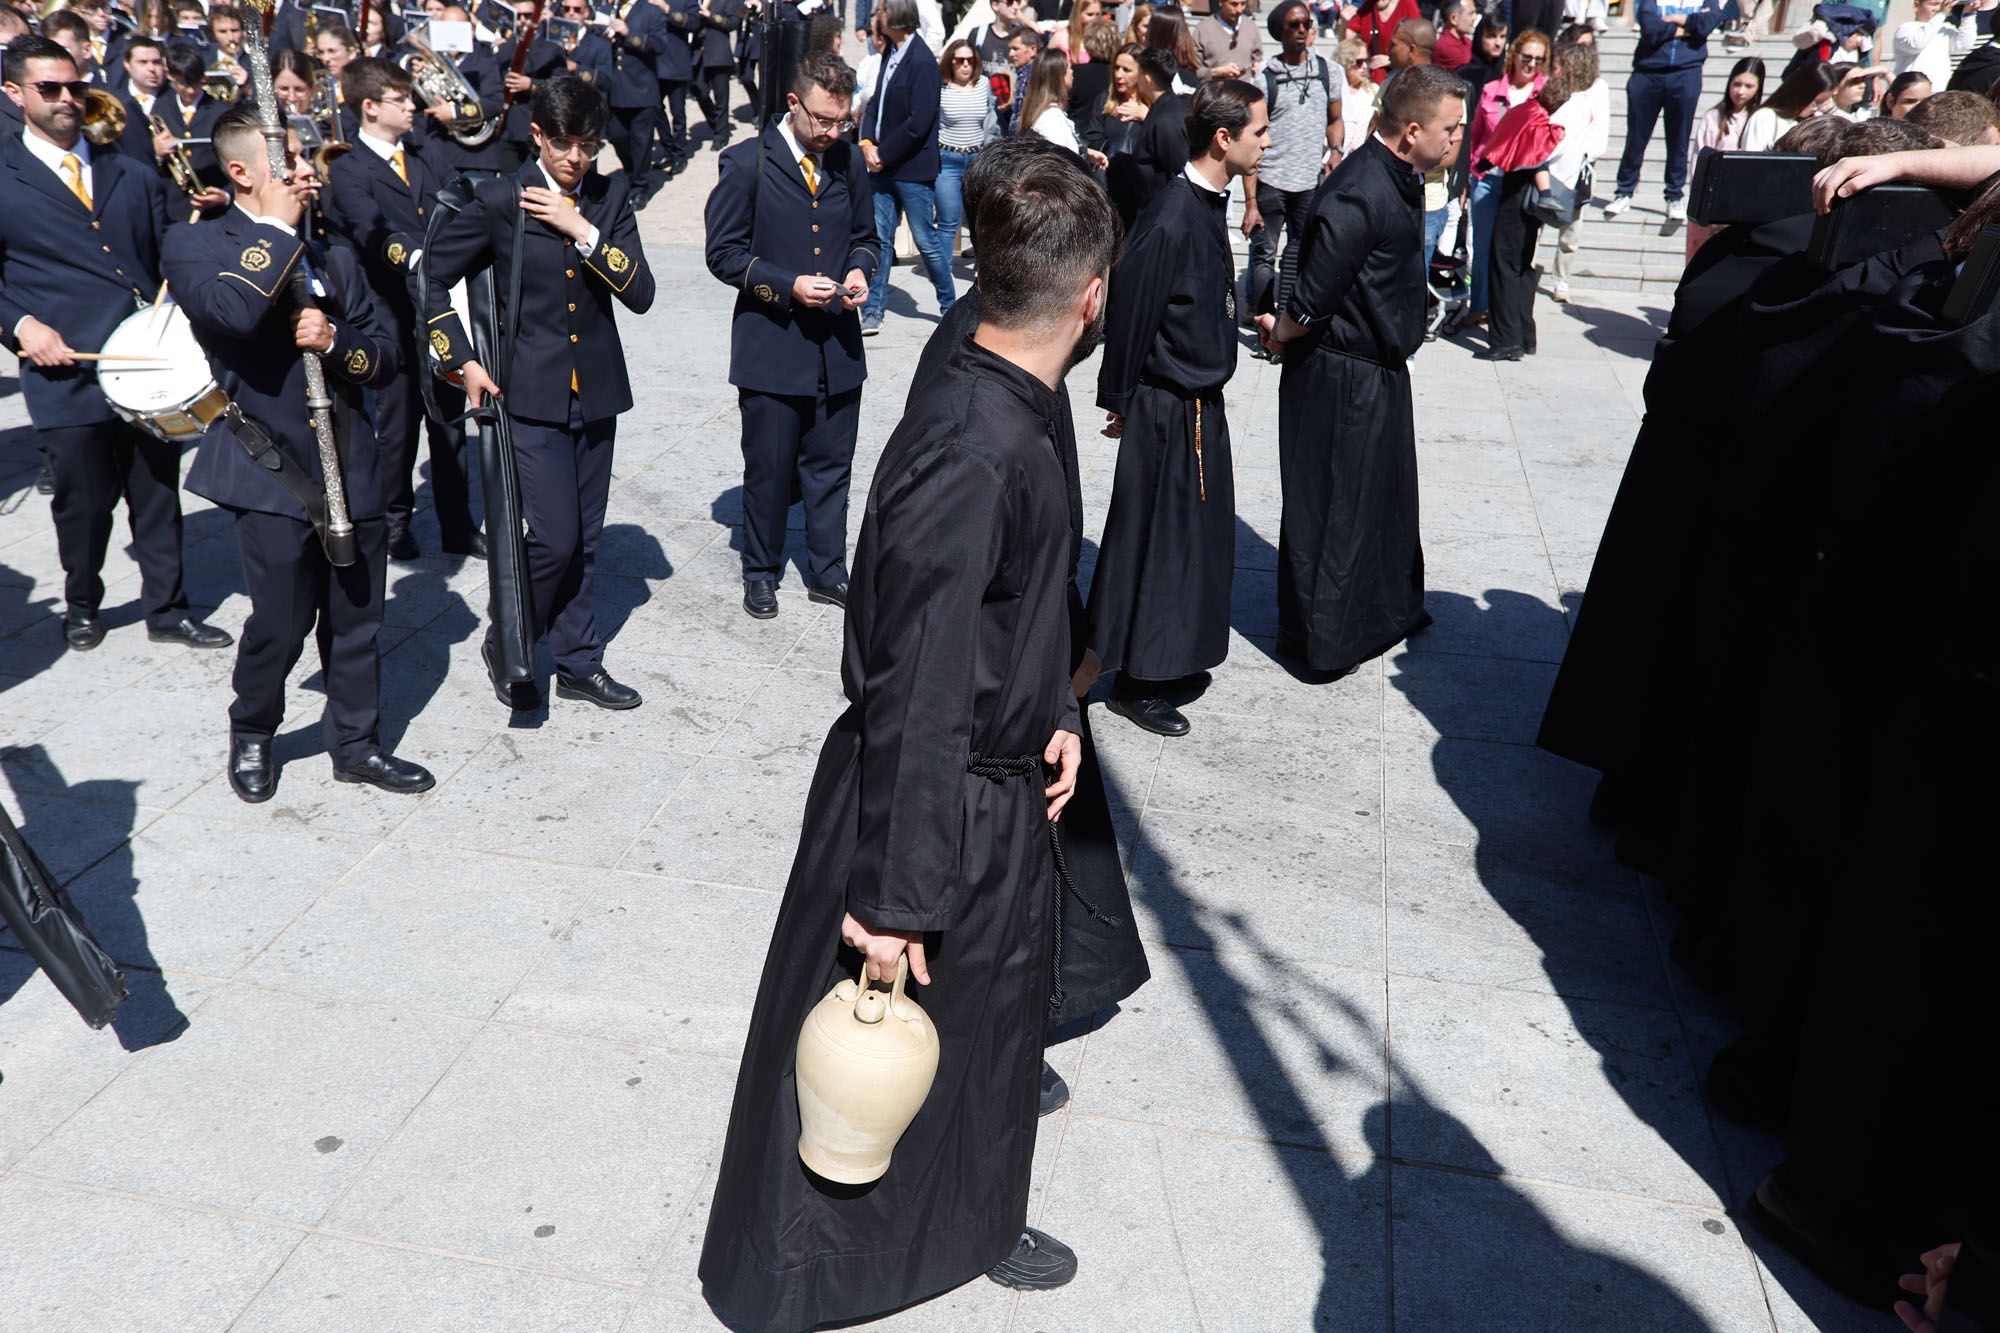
left=1261, top=63, right=1465, bottom=678
left=1090, top=79, right=1269, bottom=737
left=700, top=152, right=1122, bottom=1332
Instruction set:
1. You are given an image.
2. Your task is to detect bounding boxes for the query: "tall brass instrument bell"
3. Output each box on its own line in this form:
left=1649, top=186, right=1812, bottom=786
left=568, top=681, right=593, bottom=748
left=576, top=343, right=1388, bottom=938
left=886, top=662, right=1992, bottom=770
left=80, top=87, right=128, bottom=146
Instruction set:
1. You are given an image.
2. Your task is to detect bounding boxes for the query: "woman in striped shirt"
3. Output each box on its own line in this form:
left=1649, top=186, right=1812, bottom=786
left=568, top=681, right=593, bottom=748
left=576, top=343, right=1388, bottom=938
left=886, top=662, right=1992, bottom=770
left=936, top=37, right=999, bottom=259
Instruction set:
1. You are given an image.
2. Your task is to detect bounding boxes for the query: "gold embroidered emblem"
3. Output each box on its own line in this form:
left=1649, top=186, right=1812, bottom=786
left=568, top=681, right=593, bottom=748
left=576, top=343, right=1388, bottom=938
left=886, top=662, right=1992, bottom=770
left=387, top=241, right=407, bottom=266
left=754, top=283, right=775, bottom=303
left=605, top=247, right=629, bottom=274
left=430, top=328, right=451, bottom=357
left=345, top=348, right=368, bottom=376
left=241, top=247, right=271, bottom=272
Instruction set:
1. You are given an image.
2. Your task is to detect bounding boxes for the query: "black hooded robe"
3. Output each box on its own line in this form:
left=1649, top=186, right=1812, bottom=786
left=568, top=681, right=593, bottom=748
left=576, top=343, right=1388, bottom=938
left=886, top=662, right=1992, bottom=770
left=1275, top=137, right=1430, bottom=674
left=700, top=340, right=1082, bottom=1333
left=1086, top=173, right=1238, bottom=685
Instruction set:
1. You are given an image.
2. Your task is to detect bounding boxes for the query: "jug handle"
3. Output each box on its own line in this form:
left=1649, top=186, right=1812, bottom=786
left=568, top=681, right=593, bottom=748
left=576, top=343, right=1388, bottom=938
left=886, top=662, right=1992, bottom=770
left=852, top=953, right=911, bottom=1016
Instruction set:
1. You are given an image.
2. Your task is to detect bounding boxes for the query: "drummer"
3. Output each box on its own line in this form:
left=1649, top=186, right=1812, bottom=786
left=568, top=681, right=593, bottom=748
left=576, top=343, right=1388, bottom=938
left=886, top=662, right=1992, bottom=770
left=0, top=34, right=232, bottom=654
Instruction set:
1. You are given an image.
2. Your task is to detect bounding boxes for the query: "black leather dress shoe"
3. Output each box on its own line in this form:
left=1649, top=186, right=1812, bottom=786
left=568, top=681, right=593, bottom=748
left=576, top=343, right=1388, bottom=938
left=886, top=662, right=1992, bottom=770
left=1106, top=694, right=1191, bottom=738
left=986, top=1228, right=1078, bottom=1290
left=807, top=582, right=847, bottom=609
left=332, top=751, right=436, bottom=793
left=228, top=735, right=276, bottom=804
left=443, top=531, right=488, bottom=560
left=62, top=611, right=105, bottom=651
left=555, top=669, right=643, bottom=710
left=149, top=617, right=234, bottom=649
left=482, top=639, right=541, bottom=711
left=1475, top=345, right=1525, bottom=362
left=743, top=578, right=778, bottom=619
left=35, top=458, right=56, bottom=495
left=1039, top=1060, right=1070, bottom=1117
left=386, top=526, right=421, bottom=561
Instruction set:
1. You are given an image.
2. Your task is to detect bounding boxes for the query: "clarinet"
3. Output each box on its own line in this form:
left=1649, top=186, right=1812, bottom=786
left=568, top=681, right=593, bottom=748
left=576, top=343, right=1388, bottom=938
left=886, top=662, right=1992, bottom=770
left=240, top=0, right=359, bottom=567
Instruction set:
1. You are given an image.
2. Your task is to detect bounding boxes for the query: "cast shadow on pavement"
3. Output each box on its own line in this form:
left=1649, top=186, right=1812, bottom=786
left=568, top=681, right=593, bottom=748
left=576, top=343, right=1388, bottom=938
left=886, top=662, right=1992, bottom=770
left=0, top=745, right=190, bottom=1052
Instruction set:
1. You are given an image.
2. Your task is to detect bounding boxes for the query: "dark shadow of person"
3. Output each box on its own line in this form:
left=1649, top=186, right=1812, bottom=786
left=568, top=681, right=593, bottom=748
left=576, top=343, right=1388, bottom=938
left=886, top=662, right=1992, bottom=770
left=0, top=746, right=189, bottom=1051
left=1557, top=300, right=1671, bottom=355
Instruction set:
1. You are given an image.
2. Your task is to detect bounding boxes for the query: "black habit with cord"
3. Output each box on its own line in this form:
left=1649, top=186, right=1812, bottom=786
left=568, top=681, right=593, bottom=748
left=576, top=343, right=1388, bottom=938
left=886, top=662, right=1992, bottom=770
left=912, top=294, right=1151, bottom=1030
left=701, top=339, right=1081, bottom=1332
left=1275, top=136, right=1429, bottom=674
left=1088, top=171, right=1237, bottom=687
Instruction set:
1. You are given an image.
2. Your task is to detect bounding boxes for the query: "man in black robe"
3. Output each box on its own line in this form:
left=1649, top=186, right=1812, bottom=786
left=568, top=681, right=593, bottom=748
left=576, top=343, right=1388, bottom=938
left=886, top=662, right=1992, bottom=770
left=700, top=151, right=1123, bottom=1331
left=1261, top=63, right=1466, bottom=678
left=1089, top=79, right=1269, bottom=737
left=1115, top=47, right=1189, bottom=227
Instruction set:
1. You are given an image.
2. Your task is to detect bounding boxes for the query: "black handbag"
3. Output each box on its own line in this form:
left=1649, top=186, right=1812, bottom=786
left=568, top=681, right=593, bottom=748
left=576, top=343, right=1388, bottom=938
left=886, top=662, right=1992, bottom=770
left=1525, top=161, right=1591, bottom=228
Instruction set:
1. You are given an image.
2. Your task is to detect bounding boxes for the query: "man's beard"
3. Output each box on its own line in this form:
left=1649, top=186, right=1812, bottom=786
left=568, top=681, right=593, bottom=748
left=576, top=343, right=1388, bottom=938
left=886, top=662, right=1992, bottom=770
left=1064, top=302, right=1106, bottom=373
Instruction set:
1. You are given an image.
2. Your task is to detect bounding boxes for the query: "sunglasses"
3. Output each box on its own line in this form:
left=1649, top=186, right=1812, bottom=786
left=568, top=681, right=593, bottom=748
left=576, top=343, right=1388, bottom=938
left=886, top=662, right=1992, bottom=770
left=28, top=79, right=94, bottom=102
left=1518, top=52, right=1545, bottom=65
left=952, top=54, right=977, bottom=63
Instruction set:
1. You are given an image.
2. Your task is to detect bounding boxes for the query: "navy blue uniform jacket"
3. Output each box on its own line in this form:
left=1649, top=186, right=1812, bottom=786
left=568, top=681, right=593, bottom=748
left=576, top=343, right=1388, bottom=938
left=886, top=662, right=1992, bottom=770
left=697, top=0, right=744, bottom=69
left=420, top=161, right=656, bottom=424
left=705, top=122, right=879, bottom=397
left=164, top=209, right=396, bottom=521
left=603, top=0, right=670, bottom=105
left=323, top=133, right=450, bottom=321
left=653, top=0, right=702, bottom=81
left=863, top=35, right=940, bottom=183
left=0, top=138, right=170, bottom=429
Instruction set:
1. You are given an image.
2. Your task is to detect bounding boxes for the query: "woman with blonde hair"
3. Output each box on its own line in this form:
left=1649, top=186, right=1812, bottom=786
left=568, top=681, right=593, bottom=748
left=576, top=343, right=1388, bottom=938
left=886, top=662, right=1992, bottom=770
left=1021, top=45, right=1108, bottom=166
left=1063, top=0, right=1107, bottom=59
left=1095, top=39, right=1156, bottom=155
left=1125, top=2, right=1155, bottom=45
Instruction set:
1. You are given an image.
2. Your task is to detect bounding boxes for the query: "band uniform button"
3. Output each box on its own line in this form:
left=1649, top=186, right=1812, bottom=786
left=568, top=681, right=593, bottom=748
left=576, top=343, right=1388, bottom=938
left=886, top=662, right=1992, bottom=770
left=813, top=247, right=821, bottom=256
left=568, top=302, right=577, bottom=312
left=811, top=224, right=819, bottom=232
left=566, top=268, right=576, bottom=278
left=570, top=333, right=579, bottom=343
left=91, top=220, right=101, bottom=230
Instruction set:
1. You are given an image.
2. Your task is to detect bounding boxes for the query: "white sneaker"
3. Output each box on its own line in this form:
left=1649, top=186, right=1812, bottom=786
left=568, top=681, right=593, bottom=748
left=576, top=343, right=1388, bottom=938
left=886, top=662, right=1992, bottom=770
left=1552, top=280, right=1571, bottom=303
left=1665, top=199, right=1687, bottom=223
left=1602, top=195, right=1632, bottom=217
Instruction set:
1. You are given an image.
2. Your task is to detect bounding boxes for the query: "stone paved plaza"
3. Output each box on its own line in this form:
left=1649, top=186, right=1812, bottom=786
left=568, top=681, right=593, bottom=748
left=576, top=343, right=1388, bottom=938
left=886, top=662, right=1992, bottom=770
left=0, top=157, right=1878, bottom=1331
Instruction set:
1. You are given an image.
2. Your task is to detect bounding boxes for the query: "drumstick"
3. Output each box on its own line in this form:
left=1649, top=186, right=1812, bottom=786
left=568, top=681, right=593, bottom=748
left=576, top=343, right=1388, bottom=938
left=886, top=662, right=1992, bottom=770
left=67, top=352, right=171, bottom=363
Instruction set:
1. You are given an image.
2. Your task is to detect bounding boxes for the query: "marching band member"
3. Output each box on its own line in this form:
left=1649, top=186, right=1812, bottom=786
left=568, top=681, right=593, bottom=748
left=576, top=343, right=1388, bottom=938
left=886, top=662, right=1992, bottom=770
left=0, top=35, right=230, bottom=655
left=496, top=0, right=571, bottom=168
left=164, top=104, right=434, bottom=802
left=420, top=75, right=655, bottom=712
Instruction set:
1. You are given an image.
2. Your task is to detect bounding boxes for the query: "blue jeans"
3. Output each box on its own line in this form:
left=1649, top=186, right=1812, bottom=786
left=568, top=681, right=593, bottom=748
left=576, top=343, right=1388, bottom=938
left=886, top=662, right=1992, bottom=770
left=865, top=177, right=957, bottom=322
left=1469, top=171, right=1501, bottom=315
left=1617, top=65, right=1703, bottom=201
left=1423, top=205, right=1447, bottom=264
left=934, top=150, right=975, bottom=256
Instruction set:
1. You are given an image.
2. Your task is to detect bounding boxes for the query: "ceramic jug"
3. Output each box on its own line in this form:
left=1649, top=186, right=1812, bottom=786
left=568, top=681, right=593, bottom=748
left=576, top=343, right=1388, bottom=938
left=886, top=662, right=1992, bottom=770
left=795, top=953, right=941, bottom=1184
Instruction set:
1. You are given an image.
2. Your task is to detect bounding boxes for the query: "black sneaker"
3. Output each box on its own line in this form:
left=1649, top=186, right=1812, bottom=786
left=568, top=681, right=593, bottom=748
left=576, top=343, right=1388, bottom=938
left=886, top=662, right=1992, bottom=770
left=1039, top=1060, right=1070, bottom=1116
left=986, top=1228, right=1078, bottom=1290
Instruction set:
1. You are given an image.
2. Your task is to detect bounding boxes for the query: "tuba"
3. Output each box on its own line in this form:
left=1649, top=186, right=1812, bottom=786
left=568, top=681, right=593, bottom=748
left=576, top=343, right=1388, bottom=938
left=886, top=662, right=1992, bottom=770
left=80, top=87, right=128, bottom=146
left=397, top=21, right=499, bottom=146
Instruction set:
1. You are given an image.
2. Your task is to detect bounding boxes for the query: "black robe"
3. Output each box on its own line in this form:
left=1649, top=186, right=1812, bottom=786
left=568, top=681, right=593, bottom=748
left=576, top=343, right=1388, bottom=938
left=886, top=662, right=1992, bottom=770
left=701, top=340, right=1081, bottom=1332
left=912, top=296, right=1151, bottom=1030
left=1110, top=90, right=1187, bottom=229
left=1087, top=174, right=1238, bottom=685
left=1275, top=137, right=1430, bottom=674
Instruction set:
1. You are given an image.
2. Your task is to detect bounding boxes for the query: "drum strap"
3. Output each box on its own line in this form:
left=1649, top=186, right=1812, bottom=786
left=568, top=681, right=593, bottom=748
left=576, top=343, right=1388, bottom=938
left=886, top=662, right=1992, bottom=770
left=220, top=402, right=332, bottom=539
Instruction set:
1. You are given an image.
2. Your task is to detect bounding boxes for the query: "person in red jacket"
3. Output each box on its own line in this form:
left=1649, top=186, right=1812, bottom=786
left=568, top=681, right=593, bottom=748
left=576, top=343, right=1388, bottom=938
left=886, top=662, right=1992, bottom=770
left=1342, top=0, right=1423, bottom=81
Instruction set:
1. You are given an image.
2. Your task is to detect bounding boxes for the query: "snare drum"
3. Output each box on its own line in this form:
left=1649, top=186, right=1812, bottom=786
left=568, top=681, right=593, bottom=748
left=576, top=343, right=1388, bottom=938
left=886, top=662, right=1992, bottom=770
left=96, top=301, right=229, bottom=444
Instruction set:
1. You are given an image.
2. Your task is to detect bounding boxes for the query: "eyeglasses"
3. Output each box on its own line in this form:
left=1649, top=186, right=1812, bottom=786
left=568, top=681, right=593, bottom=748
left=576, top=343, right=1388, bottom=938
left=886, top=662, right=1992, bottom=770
left=796, top=102, right=855, bottom=134
left=28, top=79, right=93, bottom=102
left=1517, top=52, right=1545, bottom=66
left=544, top=135, right=601, bottom=157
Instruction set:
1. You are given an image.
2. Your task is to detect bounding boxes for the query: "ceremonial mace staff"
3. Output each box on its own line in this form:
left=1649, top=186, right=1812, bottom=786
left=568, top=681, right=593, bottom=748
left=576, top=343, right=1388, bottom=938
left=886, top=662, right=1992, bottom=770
left=238, top=0, right=359, bottom=567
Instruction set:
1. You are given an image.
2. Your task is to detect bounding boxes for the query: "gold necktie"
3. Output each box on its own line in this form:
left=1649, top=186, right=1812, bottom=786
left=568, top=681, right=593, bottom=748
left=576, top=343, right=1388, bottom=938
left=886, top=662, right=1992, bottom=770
left=800, top=152, right=818, bottom=196
left=61, top=152, right=91, bottom=209
left=390, top=147, right=409, bottom=185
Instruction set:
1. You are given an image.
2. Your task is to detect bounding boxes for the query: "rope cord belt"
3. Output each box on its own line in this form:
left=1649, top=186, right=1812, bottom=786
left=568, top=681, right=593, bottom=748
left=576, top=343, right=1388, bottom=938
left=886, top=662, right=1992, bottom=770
left=966, top=750, right=1124, bottom=1015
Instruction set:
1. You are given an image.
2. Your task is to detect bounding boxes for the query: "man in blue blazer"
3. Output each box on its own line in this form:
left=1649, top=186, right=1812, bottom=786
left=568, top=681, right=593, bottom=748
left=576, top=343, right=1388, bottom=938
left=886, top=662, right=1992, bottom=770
left=705, top=49, right=876, bottom=619
left=856, top=0, right=952, bottom=333
left=596, top=0, right=670, bottom=204
left=165, top=104, right=434, bottom=804
left=0, top=37, right=230, bottom=654
left=651, top=0, right=702, bottom=173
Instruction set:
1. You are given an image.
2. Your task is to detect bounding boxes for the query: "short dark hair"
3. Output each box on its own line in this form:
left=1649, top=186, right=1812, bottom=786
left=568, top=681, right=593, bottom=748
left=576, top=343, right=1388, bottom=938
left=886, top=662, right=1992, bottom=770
left=165, top=37, right=206, bottom=85
left=530, top=73, right=607, bottom=138
left=792, top=48, right=857, bottom=100
left=1135, top=45, right=1177, bottom=92
left=342, top=55, right=411, bottom=109
left=962, top=134, right=1086, bottom=245
left=209, top=2, right=244, bottom=22
left=1379, top=62, right=1466, bottom=132
left=1186, top=78, right=1262, bottom=156
left=1393, top=17, right=1436, bottom=52
left=123, top=35, right=167, bottom=63
left=1829, top=116, right=1941, bottom=163
left=42, top=10, right=90, bottom=43
left=973, top=151, right=1120, bottom=332
left=1906, top=89, right=2000, bottom=144
left=3, top=35, right=76, bottom=86
left=211, top=101, right=269, bottom=172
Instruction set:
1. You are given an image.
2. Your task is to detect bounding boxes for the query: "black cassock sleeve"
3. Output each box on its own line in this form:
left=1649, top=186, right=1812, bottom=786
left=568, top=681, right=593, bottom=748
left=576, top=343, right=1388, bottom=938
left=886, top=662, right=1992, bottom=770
left=1287, top=178, right=1372, bottom=330
left=1095, top=213, right=1176, bottom=418
left=847, top=441, right=1009, bottom=934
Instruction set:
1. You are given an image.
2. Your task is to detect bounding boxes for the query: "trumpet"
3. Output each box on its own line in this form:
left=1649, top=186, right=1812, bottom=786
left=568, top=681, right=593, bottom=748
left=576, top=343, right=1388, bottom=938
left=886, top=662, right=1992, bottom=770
left=397, top=21, right=498, bottom=147
left=202, top=56, right=246, bottom=103
left=81, top=86, right=128, bottom=146
left=148, top=112, right=202, bottom=198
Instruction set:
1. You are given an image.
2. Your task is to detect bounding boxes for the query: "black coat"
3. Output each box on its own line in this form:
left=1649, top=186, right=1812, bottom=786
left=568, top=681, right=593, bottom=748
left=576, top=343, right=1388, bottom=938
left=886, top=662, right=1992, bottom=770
left=697, top=0, right=745, bottom=69
left=700, top=339, right=1080, bottom=1333
left=655, top=0, right=704, bottom=80
left=165, top=209, right=395, bottom=521
left=429, top=46, right=511, bottom=174
left=420, top=161, right=655, bottom=424
left=704, top=122, right=878, bottom=397
left=1276, top=136, right=1429, bottom=672
left=862, top=35, right=942, bottom=183
left=322, top=134, right=451, bottom=322
left=1088, top=174, right=1238, bottom=681
left=154, top=90, right=228, bottom=192
left=493, top=34, right=570, bottom=148
left=1114, top=89, right=1187, bottom=228
left=0, top=138, right=170, bottom=430
left=601, top=0, right=671, bottom=104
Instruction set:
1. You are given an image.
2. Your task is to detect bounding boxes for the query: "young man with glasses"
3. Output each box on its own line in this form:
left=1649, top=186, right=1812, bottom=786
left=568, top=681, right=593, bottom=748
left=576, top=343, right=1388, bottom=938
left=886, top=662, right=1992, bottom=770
left=704, top=49, right=876, bottom=620
left=0, top=36, right=232, bottom=656
left=324, top=56, right=483, bottom=562
left=422, top=76, right=656, bottom=714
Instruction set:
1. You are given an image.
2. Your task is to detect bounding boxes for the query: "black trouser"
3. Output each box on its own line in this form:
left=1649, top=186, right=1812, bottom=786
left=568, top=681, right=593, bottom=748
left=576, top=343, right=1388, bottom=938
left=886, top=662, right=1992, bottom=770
left=375, top=341, right=477, bottom=545
left=1488, top=171, right=1544, bottom=354
left=508, top=396, right=616, bottom=677
left=230, top=509, right=386, bottom=767
left=658, top=79, right=693, bottom=162
left=738, top=380, right=860, bottom=587
left=1251, top=182, right=1316, bottom=316
left=700, top=67, right=732, bottom=134
left=610, top=101, right=659, bottom=193
left=42, top=418, right=189, bottom=626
